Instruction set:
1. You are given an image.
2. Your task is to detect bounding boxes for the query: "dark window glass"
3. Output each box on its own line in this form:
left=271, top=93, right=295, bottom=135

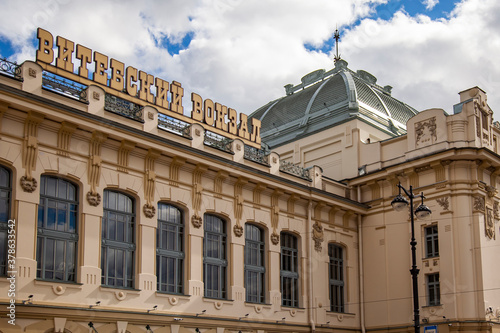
left=329, top=243, right=345, bottom=312
left=245, top=224, right=265, bottom=303
left=203, top=214, right=227, bottom=299
left=425, top=225, right=439, bottom=258
left=101, top=190, right=135, bottom=288
left=37, top=176, right=78, bottom=282
left=427, top=273, right=440, bottom=306
left=157, top=203, right=184, bottom=294
left=0, top=166, right=11, bottom=276
left=280, top=232, right=299, bottom=307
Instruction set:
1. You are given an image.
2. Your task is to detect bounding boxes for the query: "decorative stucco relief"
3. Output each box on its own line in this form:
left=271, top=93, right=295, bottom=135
left=312, top=222, right=324, bottom=252
left=436, top=197, right=450, bottom=211
left=415, top=117, right=437, bottom=147
left=473, top=195, right=485, bottom=212
left=485, top=208, right=495, bottom=240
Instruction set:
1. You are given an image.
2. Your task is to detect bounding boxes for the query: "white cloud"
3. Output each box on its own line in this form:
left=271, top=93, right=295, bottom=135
left=422, top=0, right=439, bottom=11
left=0, top=0, right=499, bottom=123
left=342, top=0, right=500, bottom=119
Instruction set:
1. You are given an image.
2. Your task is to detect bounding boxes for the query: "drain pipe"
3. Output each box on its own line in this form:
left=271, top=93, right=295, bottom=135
left=357, top=186, right=366, bottom=333
left=307, top=200, right=316, bottom=333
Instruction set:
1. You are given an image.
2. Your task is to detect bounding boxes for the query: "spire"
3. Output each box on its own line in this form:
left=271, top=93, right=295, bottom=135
left=334, top=27, right=341, bottom=63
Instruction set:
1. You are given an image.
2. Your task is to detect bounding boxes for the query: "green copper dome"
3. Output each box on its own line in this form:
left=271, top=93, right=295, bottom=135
left=249, top=59, right=418, bottom=148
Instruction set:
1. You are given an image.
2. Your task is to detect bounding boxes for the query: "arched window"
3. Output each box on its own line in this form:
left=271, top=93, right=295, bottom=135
left=157, top=203, right=184, bottom=294
left=280, top=232, right=299, bottom=307
left=101, top=190, right=135, bottom=288
left=245, top=223, right=265, bottom=303
left=203, top=214, right=227, bottom=299
left=37, top=176, right=78, bottom=281
left=329, top=243, right=345, bottom=312
left=0, top=166, right=12, bottom=276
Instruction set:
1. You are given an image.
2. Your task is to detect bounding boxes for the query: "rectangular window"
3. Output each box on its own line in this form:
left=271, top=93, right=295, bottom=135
left=157, top=203, right=184, bottom=294
left=281, top=232, right=299, bottom=307
left=329, top=244, right=345, bottom=312
left=101, top=190, right=135, bottom=288
left=427, top=273, right=440, bottom=306
left=37, top=176, right=78, bottom=282
left=245, top=224, right=265, bottom=303
left=425, top=225, right=439, bottom=258
left=203, top=214, right=227, bottom=299
left=0, top=166, right=11, bottom=277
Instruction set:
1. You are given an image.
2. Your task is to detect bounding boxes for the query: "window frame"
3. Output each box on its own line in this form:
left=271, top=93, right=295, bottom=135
left=244, top=223, right=265, bottom=304
left=156, top=202, right=184, bottom=295
left=280, top=232, right=299, bottom=307
left=101, top=190, right=136, bottom=289
left=427, top=272, right=440, bottom=306
left=329, top=243, right=345, bottom=313
left=203, top=214, right=227, bottom=299
left=0, top=165, right=12, bottom=277
left=36, top=175, right=79, bottom=282
left=424, top=224, right=439, bottom=258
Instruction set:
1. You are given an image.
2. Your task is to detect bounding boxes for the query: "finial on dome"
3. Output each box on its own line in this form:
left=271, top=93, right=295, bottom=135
left=334, top=27, right=341, bottom=63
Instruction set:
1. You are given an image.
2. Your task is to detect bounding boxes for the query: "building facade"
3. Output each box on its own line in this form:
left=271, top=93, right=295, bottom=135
left=0, top=29, right=498, bottom=333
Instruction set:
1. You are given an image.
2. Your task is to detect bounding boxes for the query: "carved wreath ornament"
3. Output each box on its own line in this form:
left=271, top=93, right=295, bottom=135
left=86, top=191, right=101, bottom=206
left=20, top=176, right=37, bottom=193
left=143, top=203, right=156, bottom=218
left=191, top=215, right=202, bottom=228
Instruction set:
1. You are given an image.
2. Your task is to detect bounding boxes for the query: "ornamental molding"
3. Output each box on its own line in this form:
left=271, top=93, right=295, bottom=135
left=312, top=222, right=324, bottom=252
left=436, top=197, right=450, bottom=211
left=143, top=203, right=156, bottom=219
left=191, top=215, right=202, bottom=229
left=415, top=117, right=437, bottom=147
left=86, top=191, right=101, bottom=206
left=20, top=175, right=37, bottom=193
left=485, top=207, right=495, bottom=240
left=473, top=195, right=485, bottom=212
left=233, top=224, right=243, bottom=237
left=270, top=231, right=280, bottom=245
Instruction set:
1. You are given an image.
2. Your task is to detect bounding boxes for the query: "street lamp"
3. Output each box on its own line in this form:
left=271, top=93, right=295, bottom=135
left=391, top=182, right=432, bottom=333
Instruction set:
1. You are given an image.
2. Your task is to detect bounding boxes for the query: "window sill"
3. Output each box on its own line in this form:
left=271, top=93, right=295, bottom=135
left=34, top=279, right=83, bottom=295
left=279, top=306, right=306, bottom=317
left=155, top=292, right=191, bottom=305
left=422, top=304, right=443, bottom=308
left=99, top=285, right=141, bottom=301
left=202, top=297, right=234, bottom=310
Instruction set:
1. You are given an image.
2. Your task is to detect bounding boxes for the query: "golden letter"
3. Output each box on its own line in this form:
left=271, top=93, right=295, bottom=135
left=228, top=108, right=237, bottom=135
left=76, top=44, right=92, bottom=78
left=204, top=99, right=215, bottom=126
left=238, top=113, right=250, bottom=140
left=126, top=66, right=138, bottom=97
left=155, top=78, right=169, bottom=108
left=170, top=81, right=184, bottom=114
left=93, top=52, right=108, bottom=85
left=110, top=59, right=125, bottom=91
left=191, top=93, right=203, bottom=122
left=215, top=103, right=228, bottom=132
left=55, top=36, right=74, bottom=72
left=251, top=118, right=262, bottom=144
left=139, top=71, right=155, bottom=103
left=36, top=28, right=54, bottom=64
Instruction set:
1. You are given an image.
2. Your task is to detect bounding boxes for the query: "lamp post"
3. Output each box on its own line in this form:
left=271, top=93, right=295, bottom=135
left=391, top=183, right=432, bottom=333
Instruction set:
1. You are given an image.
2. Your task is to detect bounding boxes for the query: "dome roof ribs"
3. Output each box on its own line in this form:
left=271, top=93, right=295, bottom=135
left=249, top=59, right=419, bottom=146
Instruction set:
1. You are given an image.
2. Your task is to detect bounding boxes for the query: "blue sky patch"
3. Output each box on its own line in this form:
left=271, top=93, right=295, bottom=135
left=160, top=31, right=194, bottom=56
left=0, top=37, right=15, bottom=59
left=374, top=0, right=458, bottom=20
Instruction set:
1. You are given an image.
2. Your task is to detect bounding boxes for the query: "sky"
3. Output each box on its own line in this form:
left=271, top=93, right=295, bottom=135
left=1, top=0, right=499, bottom=122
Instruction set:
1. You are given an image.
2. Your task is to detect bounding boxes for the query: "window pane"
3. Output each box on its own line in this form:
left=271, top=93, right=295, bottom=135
left=37, top=178, right=79, bottom=282
left=102, top=190, right=135, bottom=288
left=281, top=232, right=298, bottom=307
left=204, top=215, right=226, bottom=299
